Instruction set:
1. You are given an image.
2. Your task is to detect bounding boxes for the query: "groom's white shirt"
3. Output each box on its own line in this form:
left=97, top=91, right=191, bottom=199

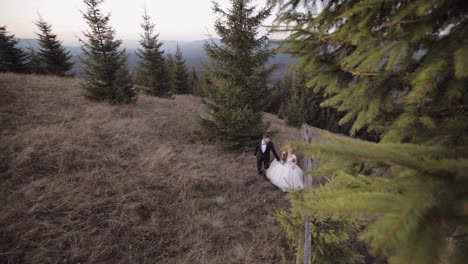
left=261, top=140, right=267, bottom=153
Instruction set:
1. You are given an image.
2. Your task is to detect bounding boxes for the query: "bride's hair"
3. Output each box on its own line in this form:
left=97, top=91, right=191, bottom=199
left=281, top=151, right=288, bottom=163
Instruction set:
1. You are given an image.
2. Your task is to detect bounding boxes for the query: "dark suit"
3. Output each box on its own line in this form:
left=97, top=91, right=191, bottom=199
left=254, top=140, right=280, bottom=173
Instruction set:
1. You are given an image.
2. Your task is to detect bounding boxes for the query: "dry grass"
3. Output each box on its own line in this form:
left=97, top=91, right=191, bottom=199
left=0, top=73, right=303, bottom=263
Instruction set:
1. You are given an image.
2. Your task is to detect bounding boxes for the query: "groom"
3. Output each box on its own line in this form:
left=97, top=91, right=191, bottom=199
left=254, top=133, right=280, bottom=175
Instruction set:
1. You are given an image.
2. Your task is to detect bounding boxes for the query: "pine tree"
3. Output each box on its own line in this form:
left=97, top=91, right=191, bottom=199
left=166, top=53, right=176, bottom=92
left=281, top=73, right=342, bottom=132
left=79, top=0, right=136, bottom=104
left=277, top=209, right=364, bottom=264
left=34, top=16, right=74, bottom=76
left=198, top=0, right=275, bottom=150
left=27, top=48, right=44, bottom=74
left=292, top=136, right=468, bottom=264
left=0, top=26, right=29, bottom=73
left=282, top=73, right=310, bottom=127
left=190, top=66, right=200, bottom=95
left=173, top=45, right=190, bottom=94
left=135, top=8, right=171, bottom=97
left=272, top=0, right=468, bottom=263
left=283, top=85, right=304, bottom=127
left=266, top=74, right=294, bottom=115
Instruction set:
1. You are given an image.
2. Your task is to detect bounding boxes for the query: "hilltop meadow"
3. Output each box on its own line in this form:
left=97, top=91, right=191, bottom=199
left=0, top=73, right=303, bottom=263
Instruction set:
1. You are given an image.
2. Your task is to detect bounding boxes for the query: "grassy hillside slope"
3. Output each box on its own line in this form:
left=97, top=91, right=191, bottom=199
left=0, top=73, right=302, bottom=263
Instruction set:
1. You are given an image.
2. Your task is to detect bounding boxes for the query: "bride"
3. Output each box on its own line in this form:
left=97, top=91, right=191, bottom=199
left=266, top=147, right=304, bottom=192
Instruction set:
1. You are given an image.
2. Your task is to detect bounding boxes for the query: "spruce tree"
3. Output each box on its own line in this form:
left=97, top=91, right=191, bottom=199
left=79, top=0, right=136, bottom=104
left=198, top=0, right=275, bottom=150
left=277, top=209, right=364, bottom=264
left=283, top=73, right=342, bottom=132
left=283, top=86, right=304, bottom=127
left=272, top=0, right=468, bottom=263
left=190, top=66, right=200, bottom=95
left=27, top=48, right=44, bottom=74
left=0, top=26, right=29, bottom=73
left=266, top=74, right=294, bottom=115
left=135, top=9, right=171, bottom=97
left=172, top=45, right=190, bottom=94
left=34, top=16, right=74, bottom=76
left=166, top=53, right=176, bottom=92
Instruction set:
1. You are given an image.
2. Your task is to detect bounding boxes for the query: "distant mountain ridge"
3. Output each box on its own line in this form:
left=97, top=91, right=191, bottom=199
left=17, top=38, right=296, bottom=80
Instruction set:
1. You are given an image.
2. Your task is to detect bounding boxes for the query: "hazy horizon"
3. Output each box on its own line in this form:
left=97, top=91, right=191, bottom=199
left=3, top=0, right=282, bottom=45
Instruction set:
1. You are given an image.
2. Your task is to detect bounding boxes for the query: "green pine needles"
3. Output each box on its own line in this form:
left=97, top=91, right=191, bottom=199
left=79, top=0, right=136, bottom=104
left=273, top=0, right=467, bottom=143
left=277, top=203, right=364, bottom=264
left=271, top=0, right=468, bottom=263
left=293, top=135, right=468, bottom=263
left=28, top=48, right=44, bottom=74
left=172, top=45, right=191, bottom=94
left=282, top=72, right=341, bottom=133
left=198, top=0, right=275, bottom=150
left=190, top=66, right=200, bottom=95
left=34, top=15, right=74, bottom=76
left=0, top=26, right=29, bottom=73
left=135, top=9, right=171, bottom=97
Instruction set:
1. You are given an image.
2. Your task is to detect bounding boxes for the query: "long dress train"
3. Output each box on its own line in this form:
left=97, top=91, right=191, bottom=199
left=266, top=154, right=304, bottom=192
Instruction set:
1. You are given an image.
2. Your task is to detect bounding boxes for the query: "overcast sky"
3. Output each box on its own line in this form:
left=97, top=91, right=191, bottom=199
left=2, top=0, right=280, bottom=44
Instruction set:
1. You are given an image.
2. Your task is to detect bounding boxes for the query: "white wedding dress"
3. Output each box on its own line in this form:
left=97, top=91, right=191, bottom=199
left=266, top=154, right=304, bottom=192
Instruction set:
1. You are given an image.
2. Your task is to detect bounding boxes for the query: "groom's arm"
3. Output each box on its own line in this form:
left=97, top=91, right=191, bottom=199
left=254, top=142, right=258, bottom=156
left=271, top=143, right=280, bottom=161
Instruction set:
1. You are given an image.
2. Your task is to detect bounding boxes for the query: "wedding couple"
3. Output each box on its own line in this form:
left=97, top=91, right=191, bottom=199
left=254, top=133, right=304, bottom=192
